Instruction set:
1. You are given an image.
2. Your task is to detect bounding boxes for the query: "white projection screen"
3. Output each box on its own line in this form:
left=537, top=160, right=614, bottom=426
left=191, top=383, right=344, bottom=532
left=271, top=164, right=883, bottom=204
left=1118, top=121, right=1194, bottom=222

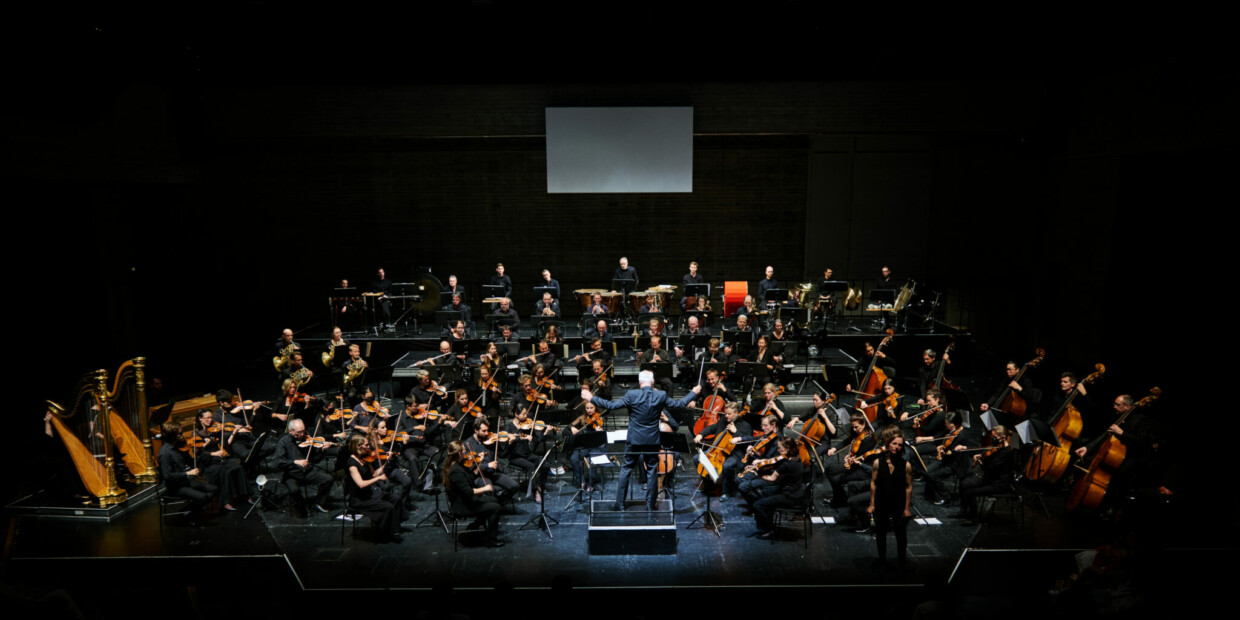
left=545, top=107, right=693, bottom=193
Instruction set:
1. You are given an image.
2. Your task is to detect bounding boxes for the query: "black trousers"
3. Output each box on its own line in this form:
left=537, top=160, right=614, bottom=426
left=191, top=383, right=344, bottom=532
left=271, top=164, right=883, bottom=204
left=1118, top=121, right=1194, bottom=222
left=874, top=508, right=908, bottom=565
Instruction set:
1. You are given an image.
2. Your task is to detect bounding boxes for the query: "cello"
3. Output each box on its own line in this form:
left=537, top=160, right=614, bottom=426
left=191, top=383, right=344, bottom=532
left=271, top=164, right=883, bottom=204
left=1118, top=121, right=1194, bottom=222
left=855, top=330, right=894, bottom=423
left=993, top=348, right=1046, bottom=418
left=1067, top=387, right=1160, bottom=512
left=1025, top=363, right=1105, bottom=483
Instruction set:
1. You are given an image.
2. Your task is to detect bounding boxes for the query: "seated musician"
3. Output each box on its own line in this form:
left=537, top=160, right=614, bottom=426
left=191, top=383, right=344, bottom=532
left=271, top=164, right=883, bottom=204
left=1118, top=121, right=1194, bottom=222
left=443, top=441, right=505, bottom=547
left=753, top=382, right=789, bottom=425
left=951, top=425, right=1015, bottom=522
left=529, top=363, right=560, bottom=392
left=696, top=338, right=736, bottom=366
left=923, top=410, right=965, bottom=505
left=399, top=392, right=455, bottom=476
left=687, top=369, right=735, bottom=409
left=351, top=388, right=389, bottom=436
left=159, top=421, right=218, bottom=517
left=905, top=387, right=949, bottom=470
left=440, top=292, right=473, bottom=327
left=520, top=339, right=560, bottom=372
left=275, top=328, right=300, bottom=360
left=737, top=415, right=783, bottom=503
left=505, top=405, right=557, bottom=501
left=753, top=336, right=784, bottom=387
left=518, top=373, right=558, bottom=411
left=587, top=319, right=613, bottom=343
left=586, top=293, right=609, bottom=317
left=212, top=390, right=262, bottom=466
left=441, top=318, right=468, bottom=341
left=471, top=365, right=504, bottom=415
left=192, top=409, right=250, bottom=510
left=674, top=315, right=710, bottom=361
left=693, top=403, right=751, bottom=499
left=492, top=297, right=520, bottom=331
left=443, top=274, right=465, bottom=298
left=642, top=317, right=665, bottom=338
left=748, top=437, right=805, bottom=540
left=272, top=379, right=307, bottom=430
left=824, top=414, right=878, bottom=509
left=848, top=341, right=892, bottom=388
left=637, top=293, right=661, bottom=315
left=463, top=420, right=520, bottom=502
left=768, top=318, right=790, bottom=343
left=788, top=391, right=841, bottom=457
left=535, top=291, right=560, bottom=318
left=916, top=348, right=950, bottom=404
left=280, top=352, right=313, bottom=386
left=478, top=341, right=503, bottom=373
left=857, top=379, right=902, bottom=432
left=638, top=335, right=675, bottom=393
left=737, top=296, right=760, bottom=323
left=567, top=401, right=607, bottom=491
left=544, top=323, right=563, bottom=345
left=578, top=358, right=612, bottom=401
left=496, top=324, right=518, bottom=345
left=409, top=370, right=444, bottom=413
left=440, top=388, right=476, bottom=442
left=274, top=419, right=335, bottom=516
left=325, top=326, right=348, bottom=368
left=346, top=435, right=409, bottom=542
left=978, top=360, right=1043, bottom=423
left=569, top=337, right=612, bottom=367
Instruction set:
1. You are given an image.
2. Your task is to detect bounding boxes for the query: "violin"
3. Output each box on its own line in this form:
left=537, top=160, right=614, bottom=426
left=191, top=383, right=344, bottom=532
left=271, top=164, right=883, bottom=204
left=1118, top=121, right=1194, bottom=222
left=738, top=455, right=786, bottom=479
left=525, top=391, right=553, bottom=406
left=298, top=436, right=334, bottom=449
left=326, top=409, right=356, bottom=422
left=572, top=409, right=606, bottom=431
left=517, top=420, right=559, bottom=433
left=204, top=422, right=243, bottom=433
left=936, top=427, right=963, bottom=460
left=844, top=447, right=883, bottom=470
left=910, top=403, right=944, bottom=431
left=413, top=409, right=454, bottom=422
left=178, top=433, right=208, bottom=452
left=481, top=432, right=516, bottom=444
left=742, top=431, right=777, bottom=464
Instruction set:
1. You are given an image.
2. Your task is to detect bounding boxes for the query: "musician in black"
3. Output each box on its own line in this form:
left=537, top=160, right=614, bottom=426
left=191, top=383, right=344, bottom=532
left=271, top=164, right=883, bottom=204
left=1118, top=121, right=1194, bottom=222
left=345, top=435, right=409, bottom=542
left=683, top=261, right=704, bottom=287
left=489, top=263, right=513, bottom=298
left=463, top=420, right=519, bottom=501
left=443, top=274, right=465, bottom=298
left=443, top=441, right=505, bottom=547
left=856, top=379, right=903, bottom=432
left=921, top=409, right=965, bottom=505
left=789, top=391, right=843, bottom=457
left=578, top=358, right=613, bottom=401
left=372, top=268, right=393, bottom=327
left=749, top=437, right=805, bottom=540
left=687, top=369, right=736, bottom=409
left=951, top=425, right=1016, bottom=523
left=274, top=418, right=335, bottom=516
left=332, top=281, right=360, bottom=331
left=825, top=414, right=878, bottom=508
left=441, top=292, right=473, bottom=326
left=848, top=341, right=893, bottom=392
left=534, top=291, right=560, bottom=318
left=192, top=409, right=250, bottom=510
left=496, top=324, right=518, bottom=345
left=978, top=361, right=1043, bottom=425
left=570, top=337, right=612, bottom=368
left=586, top=293, right=609, bottom=316
left=492, top=298, right=520, bottom=332
left=505, top=405, right=556, bottom=501
left=638, top=335, right=676, bottom=394
left=280, top=352, right=314, bottom=387
left=611, top=256, right=639, bottom=290
left=674, top=315, right=710, bottom=363
left=275, top=328, right=300, bottom=359
left=539, top=269, right=561, bottom=300
left=869, top=424, right=913, bottom=571
left=737, top=415, right=784, bottom=502
left=815, top=267, right=837, bottom=315
left=159, top=421, right=218, bottom=516
left=757, top=265, right=780, bottom=304
left=587, top=319, right=613, bottom=343
left=874, top=265, right=896, bottom=291
left=916, top=349, right=950, bottom=402
left=693, top=403, right=750, bottom=498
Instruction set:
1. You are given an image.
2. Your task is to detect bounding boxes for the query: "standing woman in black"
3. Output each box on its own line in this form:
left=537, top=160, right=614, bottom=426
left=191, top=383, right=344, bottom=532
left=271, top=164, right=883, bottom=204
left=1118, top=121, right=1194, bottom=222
left=868, top=424, right=912, bottom=572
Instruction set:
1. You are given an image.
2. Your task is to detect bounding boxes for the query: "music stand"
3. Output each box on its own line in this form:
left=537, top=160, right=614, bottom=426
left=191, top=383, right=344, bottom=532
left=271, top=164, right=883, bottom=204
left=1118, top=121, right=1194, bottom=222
left=867, top=288, right=896, bottom=329
left=816, top=280, right=849, bottom=331
left=533, top=285, right=558, bottom=300
left=687, top=448, right=724, bottom=535
left=613, top=279, right=638, bottom=325
left=563, top=430, right=608, bottom=511
left=636, top=313, right=667, bottom=329
left=435, top=310, right=465, bottom=331
left=389, top=283, right=421, bottom=333
left=656, top=431, right=691, bottom=502
left=762, top=288, right=788, bottom=306
left=520, top=448, right=559, bottom=538
left=684, top=283, right=709, bottom=297
left=640, top=361, right=673, bottom=383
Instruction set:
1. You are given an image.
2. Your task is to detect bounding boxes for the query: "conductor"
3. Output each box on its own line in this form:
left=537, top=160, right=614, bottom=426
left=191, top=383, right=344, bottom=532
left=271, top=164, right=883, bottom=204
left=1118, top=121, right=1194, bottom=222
left=583, top=370, right=700, bottom=511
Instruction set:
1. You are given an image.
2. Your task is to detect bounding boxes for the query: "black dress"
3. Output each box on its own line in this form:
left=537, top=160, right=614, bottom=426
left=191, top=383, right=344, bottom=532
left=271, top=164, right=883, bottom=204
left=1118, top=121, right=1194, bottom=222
left=346, top=454, right=409, bottom=540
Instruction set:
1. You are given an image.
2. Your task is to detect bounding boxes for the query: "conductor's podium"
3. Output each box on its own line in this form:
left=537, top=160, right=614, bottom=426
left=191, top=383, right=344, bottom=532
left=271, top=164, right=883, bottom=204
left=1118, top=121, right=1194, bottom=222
left=587, top=499, right=676, bottom=555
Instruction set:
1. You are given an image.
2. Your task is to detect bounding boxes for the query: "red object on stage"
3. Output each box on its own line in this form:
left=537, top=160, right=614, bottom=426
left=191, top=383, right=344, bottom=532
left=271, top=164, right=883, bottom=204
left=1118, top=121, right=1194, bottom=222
left=723, top=281, right=747, bottom=317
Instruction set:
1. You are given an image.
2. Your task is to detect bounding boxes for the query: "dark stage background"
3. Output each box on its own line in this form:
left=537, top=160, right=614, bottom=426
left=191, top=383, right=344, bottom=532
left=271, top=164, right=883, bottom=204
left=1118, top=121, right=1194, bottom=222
left=6, top=8, right=1224, bottom=509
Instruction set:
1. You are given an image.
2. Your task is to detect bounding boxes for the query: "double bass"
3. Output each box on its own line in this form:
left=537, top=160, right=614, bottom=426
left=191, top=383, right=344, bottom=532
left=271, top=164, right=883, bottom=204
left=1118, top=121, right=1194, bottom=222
left=855, top=330, right=894, bottom=423
left=1025, top=363, right=1105, bottom=483
left=992, top=348, right=1046, bottom=418
left=932, top=340, right=960, bottom=392
left=1067, top=387, right=1161, bottom=512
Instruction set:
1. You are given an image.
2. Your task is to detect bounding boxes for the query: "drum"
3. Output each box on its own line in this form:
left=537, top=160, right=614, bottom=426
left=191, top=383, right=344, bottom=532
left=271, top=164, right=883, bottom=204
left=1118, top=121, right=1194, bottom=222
left=576, top=288, right=606, bottom=310
left=599, top=292, right=622, bottom=314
